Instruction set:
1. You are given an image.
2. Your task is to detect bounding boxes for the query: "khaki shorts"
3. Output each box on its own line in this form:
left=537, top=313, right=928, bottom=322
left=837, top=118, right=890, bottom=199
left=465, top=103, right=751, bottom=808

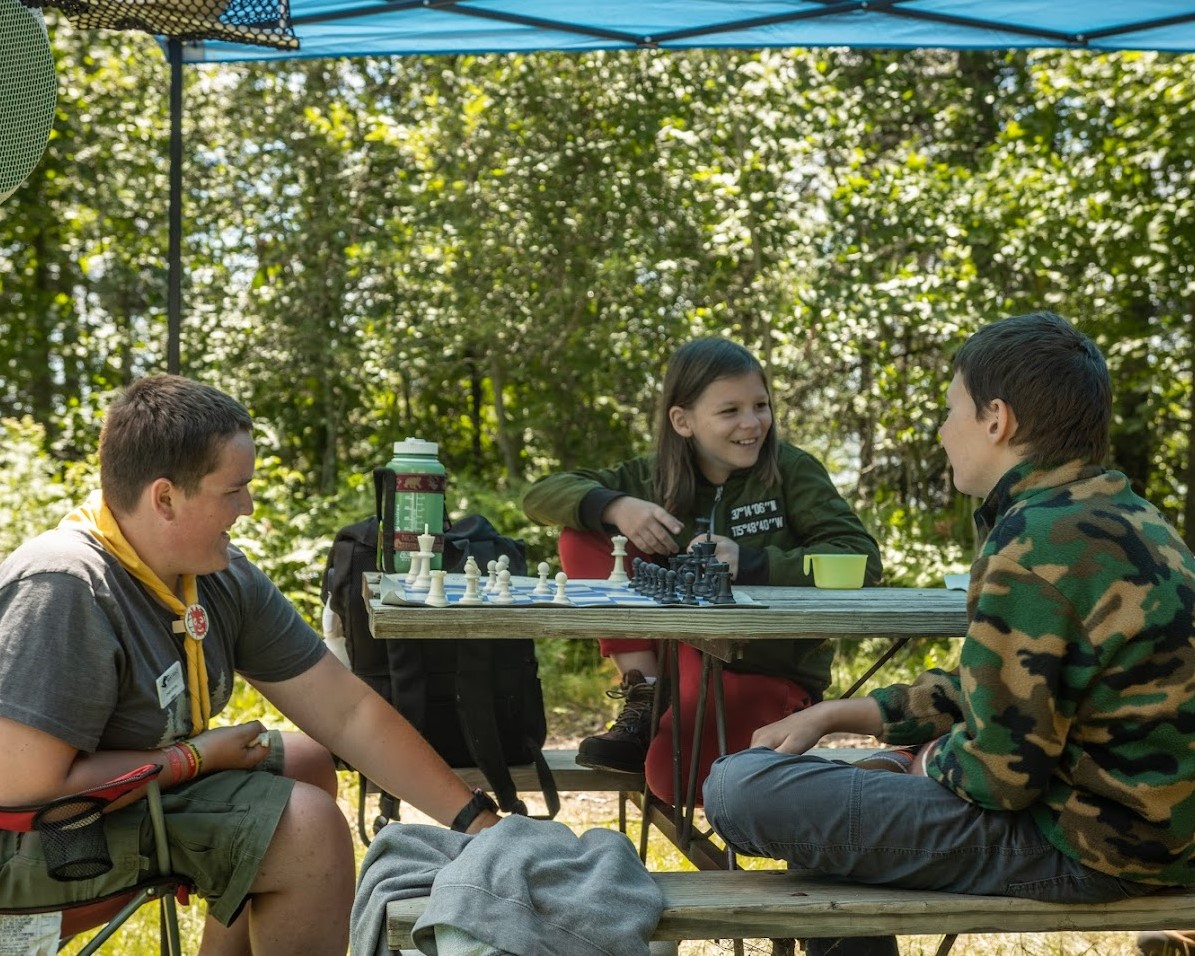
left=0, top=730, right=292, bottom=926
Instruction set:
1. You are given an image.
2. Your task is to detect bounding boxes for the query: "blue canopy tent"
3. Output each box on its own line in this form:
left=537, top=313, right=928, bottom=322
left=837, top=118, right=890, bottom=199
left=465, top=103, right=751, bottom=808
left=158, top=0, right=1195, bottom=369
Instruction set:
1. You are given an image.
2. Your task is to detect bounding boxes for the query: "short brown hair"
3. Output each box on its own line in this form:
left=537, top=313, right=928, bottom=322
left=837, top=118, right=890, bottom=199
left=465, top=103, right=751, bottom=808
left=953, top=311, right=1111, bottom=467
left=99, top=375, right=252, bottom=514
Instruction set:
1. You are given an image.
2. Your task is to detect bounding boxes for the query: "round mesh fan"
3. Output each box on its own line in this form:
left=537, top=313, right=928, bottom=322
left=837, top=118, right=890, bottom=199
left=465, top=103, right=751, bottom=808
left=0, top=0, right=55, bottom=203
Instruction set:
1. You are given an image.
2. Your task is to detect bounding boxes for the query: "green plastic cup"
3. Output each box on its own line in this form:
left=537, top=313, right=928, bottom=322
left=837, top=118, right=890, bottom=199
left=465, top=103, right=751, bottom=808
left=803, top=553, right=867, bottom=589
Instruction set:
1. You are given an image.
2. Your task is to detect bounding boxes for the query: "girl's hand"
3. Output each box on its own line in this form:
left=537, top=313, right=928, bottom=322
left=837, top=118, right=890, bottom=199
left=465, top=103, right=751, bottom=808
left=603, top=497, right=683, bottom=555
left=190, top=722, right=272, bottom=774
left=686, top=532, right=739, bottom=578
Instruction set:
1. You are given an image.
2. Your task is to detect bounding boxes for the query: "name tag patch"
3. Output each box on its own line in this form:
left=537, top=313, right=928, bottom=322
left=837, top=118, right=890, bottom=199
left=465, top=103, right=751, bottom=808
left=156, top=660, right=185, bottom=709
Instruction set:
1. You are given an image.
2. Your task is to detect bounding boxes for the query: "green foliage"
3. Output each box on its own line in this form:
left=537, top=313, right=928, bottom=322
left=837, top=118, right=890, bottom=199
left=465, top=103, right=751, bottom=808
left=0, top=418, right=96, bottom=560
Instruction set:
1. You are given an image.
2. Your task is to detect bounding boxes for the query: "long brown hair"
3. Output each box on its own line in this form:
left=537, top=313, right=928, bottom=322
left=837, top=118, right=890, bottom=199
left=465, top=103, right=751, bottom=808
left=652, top=338, right=781, bottom=515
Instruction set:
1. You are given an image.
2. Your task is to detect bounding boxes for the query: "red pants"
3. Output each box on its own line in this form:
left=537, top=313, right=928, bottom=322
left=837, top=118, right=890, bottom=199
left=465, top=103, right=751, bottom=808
left=558, top=527, right=814, bottom=805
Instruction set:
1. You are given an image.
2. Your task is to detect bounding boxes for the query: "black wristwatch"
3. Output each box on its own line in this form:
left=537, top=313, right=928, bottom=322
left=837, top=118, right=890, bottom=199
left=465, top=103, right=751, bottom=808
left=450, top=788, right=498, bottom=833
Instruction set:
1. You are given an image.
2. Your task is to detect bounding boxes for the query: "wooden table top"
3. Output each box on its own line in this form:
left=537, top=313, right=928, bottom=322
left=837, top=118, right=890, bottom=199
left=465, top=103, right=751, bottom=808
left=364, top=573, right=968, bottom=643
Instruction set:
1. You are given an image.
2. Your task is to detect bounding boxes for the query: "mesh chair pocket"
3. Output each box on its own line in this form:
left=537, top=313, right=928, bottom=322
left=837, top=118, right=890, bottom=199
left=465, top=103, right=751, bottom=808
left=34, top=796, right=110, bottom=881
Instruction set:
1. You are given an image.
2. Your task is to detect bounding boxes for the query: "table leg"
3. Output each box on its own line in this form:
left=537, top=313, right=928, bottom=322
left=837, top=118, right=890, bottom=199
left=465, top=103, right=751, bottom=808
left=680, top=651, right=712, bottom=850
left=839, top=636, right=910, bottom=698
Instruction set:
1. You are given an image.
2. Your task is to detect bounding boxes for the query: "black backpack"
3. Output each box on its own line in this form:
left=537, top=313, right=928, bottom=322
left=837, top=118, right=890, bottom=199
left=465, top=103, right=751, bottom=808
left=321, top=513, right=560, bottom=836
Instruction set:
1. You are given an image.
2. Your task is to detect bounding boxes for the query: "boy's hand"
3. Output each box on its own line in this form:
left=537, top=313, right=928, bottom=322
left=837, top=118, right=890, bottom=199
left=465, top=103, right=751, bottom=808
left=751, top=698, right=884, bottom=754
left=190, top=722, right=272, bottom=773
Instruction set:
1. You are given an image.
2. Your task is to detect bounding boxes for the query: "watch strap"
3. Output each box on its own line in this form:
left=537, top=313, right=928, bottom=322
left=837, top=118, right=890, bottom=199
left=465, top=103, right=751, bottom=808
left=450, top=788, right=497, bottom=833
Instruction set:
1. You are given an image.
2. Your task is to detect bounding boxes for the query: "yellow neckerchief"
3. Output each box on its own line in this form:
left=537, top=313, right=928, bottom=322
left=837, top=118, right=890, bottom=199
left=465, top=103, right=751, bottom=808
left=60, top=498, right=211, bottom=732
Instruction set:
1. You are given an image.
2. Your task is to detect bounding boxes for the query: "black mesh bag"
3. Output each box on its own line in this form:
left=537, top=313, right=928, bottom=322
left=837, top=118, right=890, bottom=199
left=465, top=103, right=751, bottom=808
left=20, top=0, right=297, bottom=50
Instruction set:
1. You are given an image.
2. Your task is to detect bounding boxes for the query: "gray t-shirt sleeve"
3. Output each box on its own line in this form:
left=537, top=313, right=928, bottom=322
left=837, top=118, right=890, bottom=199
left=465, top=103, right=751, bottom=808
left=217, top=553, right=326, bottom=684
left=0, top=570, right=123, bottom=752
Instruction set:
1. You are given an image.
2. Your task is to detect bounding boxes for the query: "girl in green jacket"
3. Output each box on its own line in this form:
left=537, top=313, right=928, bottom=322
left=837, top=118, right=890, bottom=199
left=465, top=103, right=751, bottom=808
left=522, top=337, right=882, bottom=802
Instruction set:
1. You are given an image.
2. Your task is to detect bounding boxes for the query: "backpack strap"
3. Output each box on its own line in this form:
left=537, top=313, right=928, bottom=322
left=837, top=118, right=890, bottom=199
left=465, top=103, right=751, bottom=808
left=527, top=746, right=561, bottom=820
left=373, top=467, right=397, bottom=573
left=454, top=641, right=527, bottom=815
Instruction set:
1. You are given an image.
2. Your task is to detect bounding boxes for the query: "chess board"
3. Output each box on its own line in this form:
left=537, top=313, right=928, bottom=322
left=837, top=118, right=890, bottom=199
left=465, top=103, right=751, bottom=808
left=377, top=573, right=755, bottom=608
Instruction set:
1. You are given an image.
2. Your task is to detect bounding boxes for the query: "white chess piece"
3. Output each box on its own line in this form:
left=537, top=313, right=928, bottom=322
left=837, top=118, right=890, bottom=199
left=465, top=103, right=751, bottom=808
left=493, top=568, right=515, bottom=605
left=424, top=570, right=449, bottom=607
left=496, top=553, right=510, bottom=573
left=486, top=559, right=499, bottom=594
left=460, top=566, right=483, bottom=605
left=552, top=571, right=571, bottom=605
left=412, top=551, right=433, bottom=591
left=404, top=547, right=420, bottom=586
left=532, top=561, right=553, bottom=596
left=607, top=534, right=629, bottom=584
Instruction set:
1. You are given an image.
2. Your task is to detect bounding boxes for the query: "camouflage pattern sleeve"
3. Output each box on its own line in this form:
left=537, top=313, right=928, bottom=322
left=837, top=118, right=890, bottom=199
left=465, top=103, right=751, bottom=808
left=869, top=668, right=964, bottom=744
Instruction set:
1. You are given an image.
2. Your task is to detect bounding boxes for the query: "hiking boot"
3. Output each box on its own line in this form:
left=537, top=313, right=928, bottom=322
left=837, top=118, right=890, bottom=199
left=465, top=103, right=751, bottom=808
left=575, top=669, right=657, bottom=774
left=1138, top=931, right=1195, bottom=956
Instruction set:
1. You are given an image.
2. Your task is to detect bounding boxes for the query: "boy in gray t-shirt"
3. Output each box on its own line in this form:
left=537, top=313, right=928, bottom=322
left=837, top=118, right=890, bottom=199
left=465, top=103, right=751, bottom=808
left=0, top=375, right=499, bottom=952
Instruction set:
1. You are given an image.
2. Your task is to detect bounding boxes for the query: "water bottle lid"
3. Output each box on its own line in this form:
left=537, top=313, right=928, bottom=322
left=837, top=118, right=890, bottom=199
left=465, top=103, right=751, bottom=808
left=393, top=437, right=439, bottom=456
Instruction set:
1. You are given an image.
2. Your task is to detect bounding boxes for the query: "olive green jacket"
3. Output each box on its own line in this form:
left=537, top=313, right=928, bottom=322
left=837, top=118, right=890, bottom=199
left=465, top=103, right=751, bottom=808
left=523, top=442, right=882, bottom=697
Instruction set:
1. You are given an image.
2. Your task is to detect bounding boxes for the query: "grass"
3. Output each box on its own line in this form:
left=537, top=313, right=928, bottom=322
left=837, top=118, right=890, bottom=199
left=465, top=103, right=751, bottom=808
left=60, top=660, right=1150, bottom=956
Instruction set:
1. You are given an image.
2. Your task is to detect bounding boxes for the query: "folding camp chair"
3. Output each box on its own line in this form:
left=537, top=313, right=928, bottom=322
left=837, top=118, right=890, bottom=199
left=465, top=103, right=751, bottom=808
left=0, top=763, right=189, bottom=956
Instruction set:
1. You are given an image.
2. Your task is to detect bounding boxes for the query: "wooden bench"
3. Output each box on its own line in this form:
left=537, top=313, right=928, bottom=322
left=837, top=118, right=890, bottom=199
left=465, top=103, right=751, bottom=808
left=385, top=869, right=1195, bottom=951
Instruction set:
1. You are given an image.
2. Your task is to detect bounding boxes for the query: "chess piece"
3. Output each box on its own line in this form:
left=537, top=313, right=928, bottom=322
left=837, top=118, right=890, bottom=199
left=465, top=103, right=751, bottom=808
left=552, top=571, right=572, bottom=605
left=713, top=568, right=737, bottom=605
left=661, top=569, right=680, bottom=605
left=404, top=548, right=420, bottom=587
left=607, top=534, right=629, bottom=584
left=486, top=559, right=500, bottom=594
left=412, top=550, right=433, bottom=591
left=533, top=561, right=553, bottom=596
left=493, top=569, right=515, bottom=605
left=460, top=558, right=483, bottom=605
left=458, top=568, right=482, bottom=604
left=681, top=571, right=699, bottom=605
left=425, top=570, right=449, bottom=607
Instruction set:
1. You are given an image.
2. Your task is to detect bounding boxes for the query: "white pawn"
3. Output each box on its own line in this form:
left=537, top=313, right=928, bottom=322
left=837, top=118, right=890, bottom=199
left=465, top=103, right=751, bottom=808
left=552, top=571, right=571, bottom=605
left=424, top=570, right=449, bottom=607
left=460, top=564, right=483, bottom=605
left=532, top=561, right=553, bottom=596
left=404, top=549, right=420, bottom=587
left=493, top=568, right=515, bottom=605
left=607, top=534, right=629, bottom=585
left=485, top=559, right=500, bottom=594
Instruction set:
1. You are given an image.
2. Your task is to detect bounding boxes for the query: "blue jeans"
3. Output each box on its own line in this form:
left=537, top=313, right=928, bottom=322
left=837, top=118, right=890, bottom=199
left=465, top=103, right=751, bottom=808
left=704, top=748, right=1157, bottom=904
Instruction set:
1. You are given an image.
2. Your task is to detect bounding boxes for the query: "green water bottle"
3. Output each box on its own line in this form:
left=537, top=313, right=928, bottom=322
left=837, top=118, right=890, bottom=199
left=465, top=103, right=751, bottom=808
left=379, top=437, right=446, bottom=574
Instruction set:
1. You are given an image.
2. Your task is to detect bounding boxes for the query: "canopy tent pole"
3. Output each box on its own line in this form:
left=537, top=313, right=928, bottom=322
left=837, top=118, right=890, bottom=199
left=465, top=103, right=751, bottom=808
left=167, top=36, right=182, bottom=374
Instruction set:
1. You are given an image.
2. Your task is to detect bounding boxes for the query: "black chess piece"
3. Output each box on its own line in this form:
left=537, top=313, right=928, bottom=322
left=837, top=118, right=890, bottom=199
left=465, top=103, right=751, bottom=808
left=661, top=569, right=680, bottom=604
left=630, top=557, right=645, bottom=592
left=681, top=571, right=699, bottom=605
left=712, top=568, right=736, bottom=605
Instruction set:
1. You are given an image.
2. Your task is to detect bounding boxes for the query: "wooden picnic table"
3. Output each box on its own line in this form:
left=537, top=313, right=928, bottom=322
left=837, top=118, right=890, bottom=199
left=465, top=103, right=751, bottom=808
left=365, top=575, right=969, bottom=663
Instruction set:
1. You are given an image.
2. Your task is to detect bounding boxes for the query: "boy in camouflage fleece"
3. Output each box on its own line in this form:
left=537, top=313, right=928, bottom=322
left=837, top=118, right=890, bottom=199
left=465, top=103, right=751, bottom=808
left=704, top=311, right=1195, bottom=905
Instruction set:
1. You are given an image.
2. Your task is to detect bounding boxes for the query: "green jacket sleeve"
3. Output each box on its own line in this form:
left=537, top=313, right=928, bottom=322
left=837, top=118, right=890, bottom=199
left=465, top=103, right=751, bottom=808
left=522, top=457, right=656, bottom=530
